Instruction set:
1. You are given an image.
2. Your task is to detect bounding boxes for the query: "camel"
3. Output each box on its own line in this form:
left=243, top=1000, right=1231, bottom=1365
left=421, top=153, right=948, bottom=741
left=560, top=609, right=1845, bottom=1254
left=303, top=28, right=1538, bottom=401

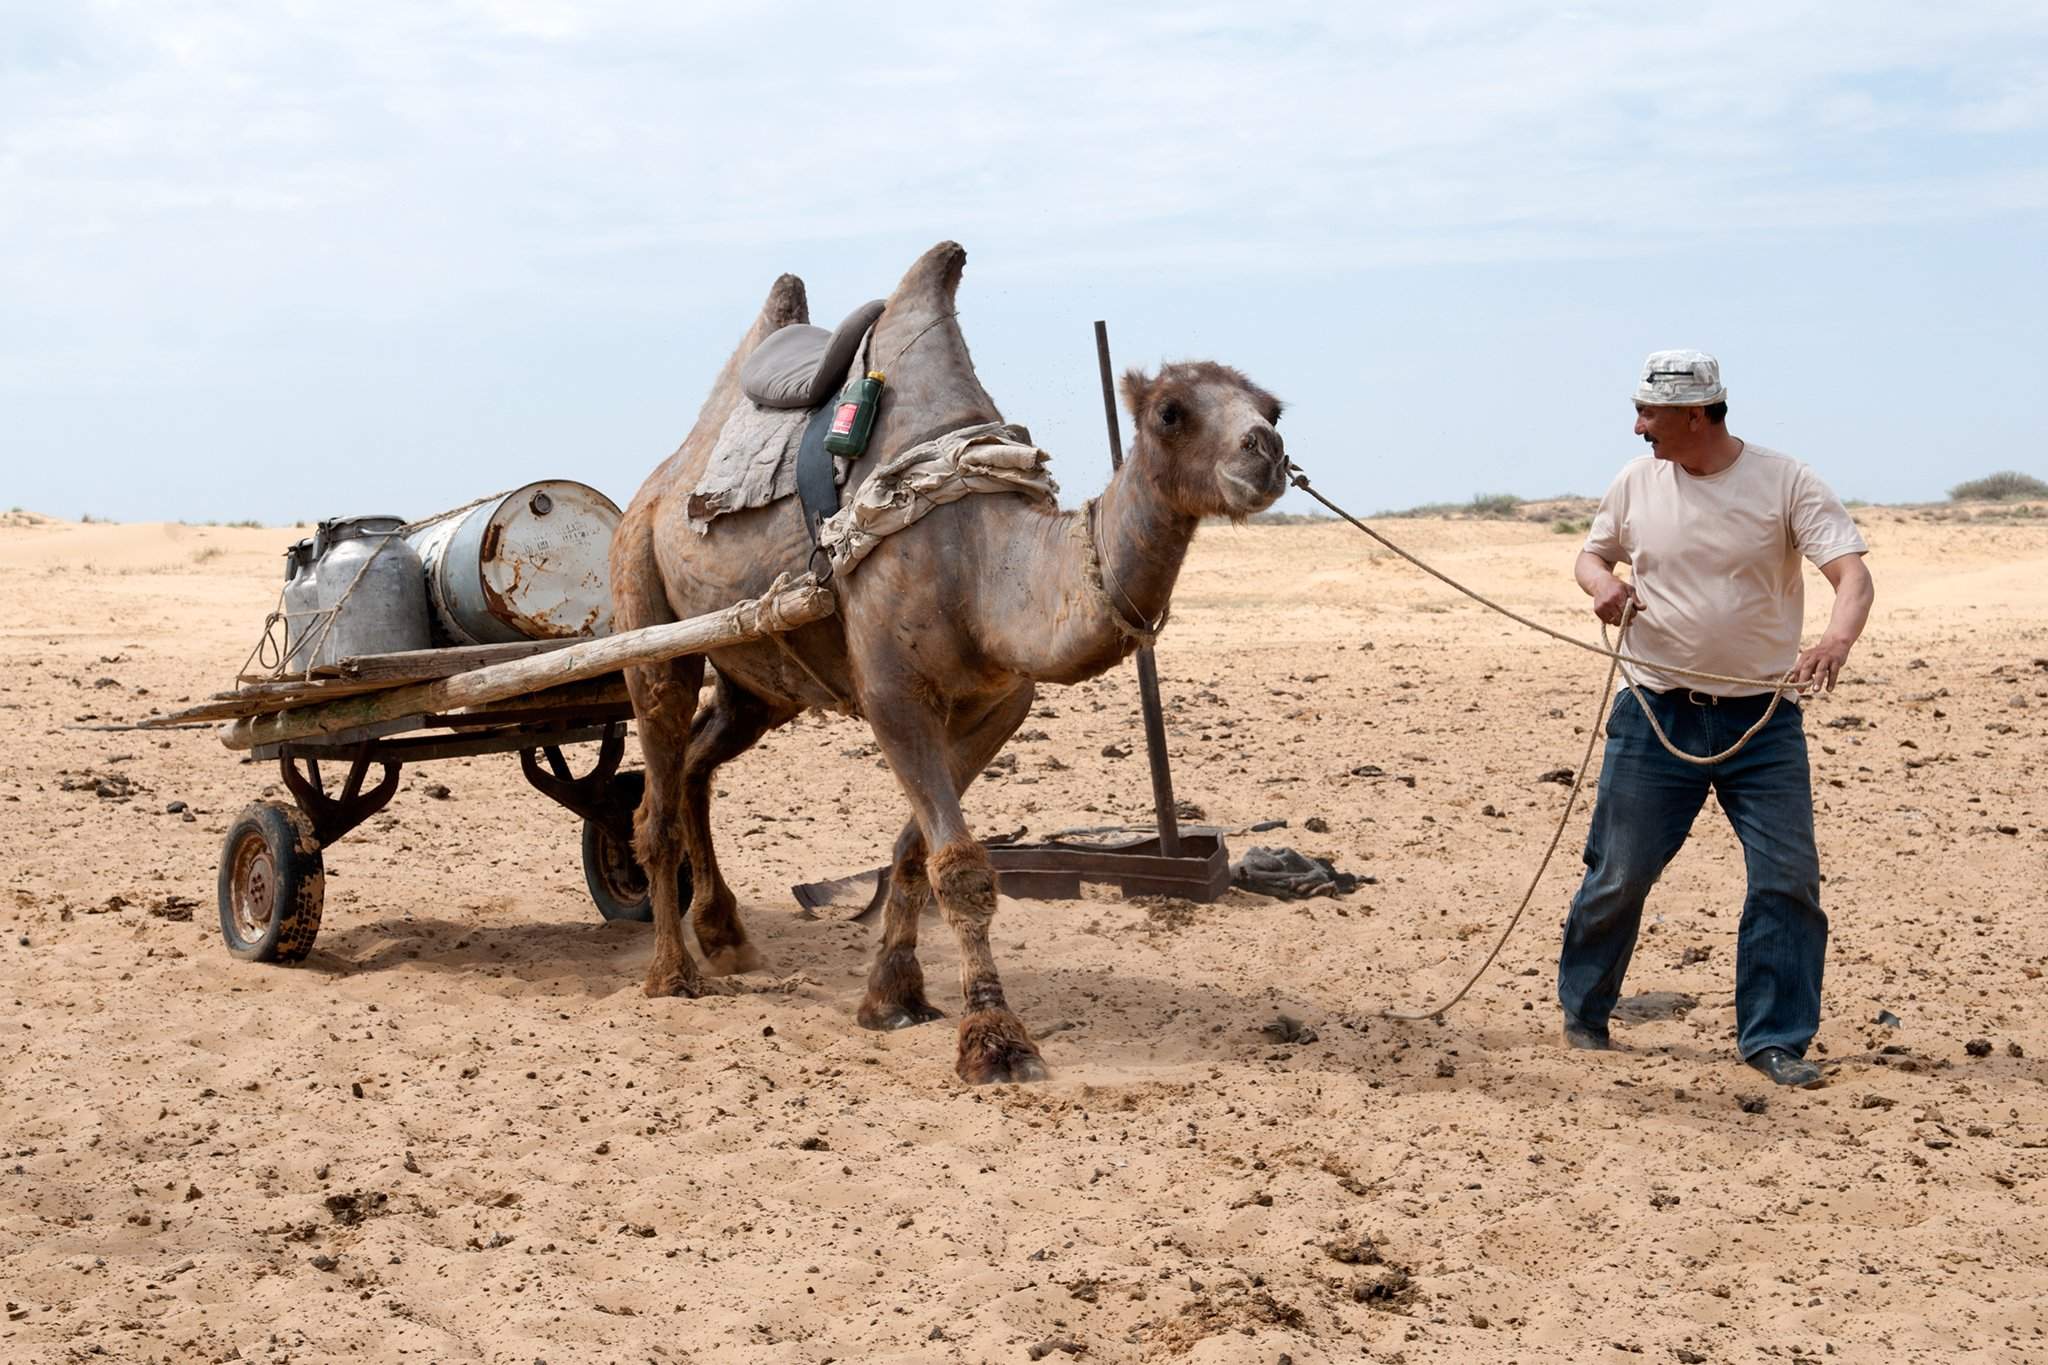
left=609, top=241, right=1287, bottom=1083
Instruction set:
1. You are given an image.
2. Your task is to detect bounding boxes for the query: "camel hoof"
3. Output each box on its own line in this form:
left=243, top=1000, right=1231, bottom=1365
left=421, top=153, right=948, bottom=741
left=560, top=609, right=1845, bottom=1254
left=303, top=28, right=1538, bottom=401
left=955, top=1009, right=1048, bottom=1085
left=642, top=966, right=702, bottom=999
left=857, top=998, right=946, bottom=1032
left=701, top=943, right=765, bottom=977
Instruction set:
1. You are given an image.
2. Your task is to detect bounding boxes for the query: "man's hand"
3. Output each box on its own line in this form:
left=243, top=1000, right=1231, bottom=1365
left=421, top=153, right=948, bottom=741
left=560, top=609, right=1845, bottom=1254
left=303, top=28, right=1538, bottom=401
left=1589, top=573, right=1643, bottom=627
left=1792, top=635, right=1854, bottom=692
left=1796, top=554, right=1873, bottom=694
left=1575, top=551, right=1643, bottom=627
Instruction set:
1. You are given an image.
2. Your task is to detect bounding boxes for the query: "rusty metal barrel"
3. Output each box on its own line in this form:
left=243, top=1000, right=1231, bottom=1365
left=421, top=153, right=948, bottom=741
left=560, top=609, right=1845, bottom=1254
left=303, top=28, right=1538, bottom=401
left=403, top=482, right=622, bottom=646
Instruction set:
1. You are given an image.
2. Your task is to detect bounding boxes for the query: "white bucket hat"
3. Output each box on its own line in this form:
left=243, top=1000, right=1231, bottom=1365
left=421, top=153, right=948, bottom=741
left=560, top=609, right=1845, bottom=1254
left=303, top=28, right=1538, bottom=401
left=1635, top=349, right=1726, bottom=406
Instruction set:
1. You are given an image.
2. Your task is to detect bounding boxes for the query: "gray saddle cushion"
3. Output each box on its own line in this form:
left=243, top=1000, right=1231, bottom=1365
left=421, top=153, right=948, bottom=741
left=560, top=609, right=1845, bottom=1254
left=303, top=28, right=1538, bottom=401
left=740, top=299, right=886, bottom=409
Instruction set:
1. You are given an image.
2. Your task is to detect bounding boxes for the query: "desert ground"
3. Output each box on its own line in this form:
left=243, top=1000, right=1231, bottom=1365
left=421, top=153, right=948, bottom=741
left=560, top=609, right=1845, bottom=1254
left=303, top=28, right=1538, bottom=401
left=1, top=503, right=2043, bottom=1365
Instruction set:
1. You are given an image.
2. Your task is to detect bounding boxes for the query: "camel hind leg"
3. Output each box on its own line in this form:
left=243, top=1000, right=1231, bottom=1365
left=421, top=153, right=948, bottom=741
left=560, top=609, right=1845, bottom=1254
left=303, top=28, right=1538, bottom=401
left=679, top=669, right=795, bottom=975
left=622, top=653, right=707, bottom=998
left=612, top=507, right=705, bottom=998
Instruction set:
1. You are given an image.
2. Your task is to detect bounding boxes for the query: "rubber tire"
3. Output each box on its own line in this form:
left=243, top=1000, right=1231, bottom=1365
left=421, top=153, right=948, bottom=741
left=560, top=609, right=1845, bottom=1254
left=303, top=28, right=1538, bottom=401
left=218, top=801, right=326, bottom=963
left=580, top=770, right=681, bottom=924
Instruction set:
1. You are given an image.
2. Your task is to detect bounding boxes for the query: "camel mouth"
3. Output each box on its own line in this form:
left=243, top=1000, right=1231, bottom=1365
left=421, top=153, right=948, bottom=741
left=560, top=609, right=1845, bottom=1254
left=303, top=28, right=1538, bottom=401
left=1218, top=457, right=1287, bottom=515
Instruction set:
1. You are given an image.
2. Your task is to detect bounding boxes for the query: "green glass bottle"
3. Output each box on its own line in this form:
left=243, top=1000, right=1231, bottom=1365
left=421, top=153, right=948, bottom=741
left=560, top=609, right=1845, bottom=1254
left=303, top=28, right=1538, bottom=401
left=824, top=370, right=885, bottom=458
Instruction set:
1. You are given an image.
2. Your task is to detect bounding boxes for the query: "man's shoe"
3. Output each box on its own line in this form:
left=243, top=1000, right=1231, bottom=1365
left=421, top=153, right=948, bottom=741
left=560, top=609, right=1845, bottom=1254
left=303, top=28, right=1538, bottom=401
left=1746, top=1046, right=1823, bottom=1088
left=1563, top=1019, right=1612, bottom=1051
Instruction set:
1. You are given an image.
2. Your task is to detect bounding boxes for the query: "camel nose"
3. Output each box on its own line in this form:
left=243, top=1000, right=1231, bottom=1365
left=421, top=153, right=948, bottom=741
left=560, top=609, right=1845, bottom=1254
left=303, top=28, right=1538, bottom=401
left=1242, top=424, right=1284, bottom=462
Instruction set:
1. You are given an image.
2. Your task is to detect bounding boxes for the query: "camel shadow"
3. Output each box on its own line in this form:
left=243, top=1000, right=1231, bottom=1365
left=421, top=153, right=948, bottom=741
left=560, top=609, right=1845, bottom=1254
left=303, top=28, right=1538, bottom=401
left=303, top=905, right=2048, bottom=1096
left=309, top=913, right=650, bottom=998
left=302, top=900, right=1354, bottom=1064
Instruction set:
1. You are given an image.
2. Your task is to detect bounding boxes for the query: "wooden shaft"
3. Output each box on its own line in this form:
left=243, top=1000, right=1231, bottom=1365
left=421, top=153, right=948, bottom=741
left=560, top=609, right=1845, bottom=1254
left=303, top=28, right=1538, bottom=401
left=1094, top=320, right=1125, bottom=474
left=1132, top=643, right=1182, bottom=856
left=217, top=579, right=835, bottom=751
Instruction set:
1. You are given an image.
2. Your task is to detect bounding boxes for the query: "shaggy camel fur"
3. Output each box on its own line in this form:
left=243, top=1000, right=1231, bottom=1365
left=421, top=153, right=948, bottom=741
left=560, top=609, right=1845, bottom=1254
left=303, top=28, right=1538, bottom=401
left=609, top=241, right=1287, bottom=1083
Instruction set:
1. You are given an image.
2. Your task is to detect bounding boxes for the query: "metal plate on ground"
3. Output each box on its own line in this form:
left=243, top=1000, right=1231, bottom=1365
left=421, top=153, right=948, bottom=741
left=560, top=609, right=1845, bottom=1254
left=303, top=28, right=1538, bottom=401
left=792, top=830, right=1232, bottom=919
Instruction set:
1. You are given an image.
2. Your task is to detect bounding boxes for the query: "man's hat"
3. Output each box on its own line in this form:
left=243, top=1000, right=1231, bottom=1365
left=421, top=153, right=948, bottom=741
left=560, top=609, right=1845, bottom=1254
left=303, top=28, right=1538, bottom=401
left=1635, top=349, right=1725, bottom=406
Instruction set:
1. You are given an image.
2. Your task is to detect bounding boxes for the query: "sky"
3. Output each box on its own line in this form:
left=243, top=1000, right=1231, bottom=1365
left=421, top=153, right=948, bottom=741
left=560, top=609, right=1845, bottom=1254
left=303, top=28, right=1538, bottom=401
left=4, top=1, right=2046, bottom=525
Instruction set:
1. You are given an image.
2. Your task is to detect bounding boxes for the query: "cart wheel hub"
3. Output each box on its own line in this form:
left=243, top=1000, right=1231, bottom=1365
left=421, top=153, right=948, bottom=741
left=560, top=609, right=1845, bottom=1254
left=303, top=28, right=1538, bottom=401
left=229, top=832, right=277, bottom=939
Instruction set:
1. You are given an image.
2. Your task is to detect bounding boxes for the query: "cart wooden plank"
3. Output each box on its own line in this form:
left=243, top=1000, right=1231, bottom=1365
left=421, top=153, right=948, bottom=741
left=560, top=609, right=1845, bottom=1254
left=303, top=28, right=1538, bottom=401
left=237, top=638, right=580, bottom=688
left=217, top=576, right=833, bottom=751
left=332, top=637, right=582, bottom=683
left=146, top=677, right=439, bottom=727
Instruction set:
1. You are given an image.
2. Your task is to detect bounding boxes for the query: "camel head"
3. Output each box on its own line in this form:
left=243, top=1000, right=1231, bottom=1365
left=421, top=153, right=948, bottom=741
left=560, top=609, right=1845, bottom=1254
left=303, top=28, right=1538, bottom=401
left=1120, top=362, right=1288, bottom=520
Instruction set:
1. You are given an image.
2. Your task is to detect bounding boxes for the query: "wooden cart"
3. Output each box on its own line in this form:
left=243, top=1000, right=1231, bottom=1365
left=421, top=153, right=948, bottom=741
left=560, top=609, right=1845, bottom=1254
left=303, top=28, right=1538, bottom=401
left=150, top=577, right=836, bottom=962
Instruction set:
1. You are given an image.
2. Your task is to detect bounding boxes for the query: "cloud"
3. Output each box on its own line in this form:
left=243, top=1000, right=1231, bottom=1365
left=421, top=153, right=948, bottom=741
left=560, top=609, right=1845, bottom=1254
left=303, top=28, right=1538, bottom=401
left=0, top=0, right=2041, bottom=408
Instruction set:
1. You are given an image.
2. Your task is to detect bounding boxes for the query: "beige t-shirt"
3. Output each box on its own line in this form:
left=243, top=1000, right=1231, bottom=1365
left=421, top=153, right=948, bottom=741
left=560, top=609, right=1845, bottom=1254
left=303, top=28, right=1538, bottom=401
left=1584, top=444, right=1867, bottom=696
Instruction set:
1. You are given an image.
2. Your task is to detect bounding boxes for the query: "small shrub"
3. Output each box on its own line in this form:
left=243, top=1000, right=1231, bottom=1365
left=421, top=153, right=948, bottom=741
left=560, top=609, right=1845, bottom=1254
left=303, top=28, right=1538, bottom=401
left=226, top=518, right=264, bottom=529
left=1468, top=492, right=1522, bottom=518
left=191, top=545, right=225, bottom=564
left=1948, top=471, right=2048, bottom=502
left=80, top=512, right=106, bottom=524
left=1551, top=516, right=1591, bottom=535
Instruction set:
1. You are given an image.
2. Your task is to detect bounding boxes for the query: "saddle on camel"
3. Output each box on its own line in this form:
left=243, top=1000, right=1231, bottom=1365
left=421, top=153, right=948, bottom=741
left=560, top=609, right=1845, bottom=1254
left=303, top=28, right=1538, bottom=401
left=611, top=240, right=1289, bottom=1084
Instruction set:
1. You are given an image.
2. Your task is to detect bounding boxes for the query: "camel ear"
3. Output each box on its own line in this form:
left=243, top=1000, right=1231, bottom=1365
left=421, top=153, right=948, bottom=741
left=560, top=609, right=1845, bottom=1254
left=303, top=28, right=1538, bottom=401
left=1119, top=367, right=1155, bottom=420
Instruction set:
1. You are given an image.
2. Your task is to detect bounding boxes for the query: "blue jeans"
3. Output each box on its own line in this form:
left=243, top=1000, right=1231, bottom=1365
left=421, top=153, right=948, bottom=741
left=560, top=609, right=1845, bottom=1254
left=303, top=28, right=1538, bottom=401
left=1557, top=688, right=1827, bottom=1060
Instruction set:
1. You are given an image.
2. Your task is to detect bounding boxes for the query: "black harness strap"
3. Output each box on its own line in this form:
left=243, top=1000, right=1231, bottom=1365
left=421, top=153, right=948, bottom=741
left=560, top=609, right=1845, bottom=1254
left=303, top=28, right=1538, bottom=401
left=794, top=323, right=884, bottom=582
left=794, top=400, right=838, bottom=579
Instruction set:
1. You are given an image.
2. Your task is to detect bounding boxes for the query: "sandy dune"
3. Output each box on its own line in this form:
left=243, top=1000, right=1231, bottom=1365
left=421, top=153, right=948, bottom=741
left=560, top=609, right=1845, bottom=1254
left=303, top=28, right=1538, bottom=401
left=1, top=506, right=2043, bottom=1364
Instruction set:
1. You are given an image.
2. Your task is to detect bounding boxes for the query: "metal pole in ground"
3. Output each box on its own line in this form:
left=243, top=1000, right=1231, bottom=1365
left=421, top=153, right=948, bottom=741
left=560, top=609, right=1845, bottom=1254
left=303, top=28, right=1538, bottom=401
left=1093, top=320, right=1182, bottom=857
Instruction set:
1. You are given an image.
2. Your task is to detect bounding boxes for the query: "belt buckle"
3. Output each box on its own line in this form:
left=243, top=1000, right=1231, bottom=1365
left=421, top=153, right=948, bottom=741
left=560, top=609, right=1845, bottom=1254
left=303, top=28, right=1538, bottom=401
left=1685, top=689, right=1718, bottom=706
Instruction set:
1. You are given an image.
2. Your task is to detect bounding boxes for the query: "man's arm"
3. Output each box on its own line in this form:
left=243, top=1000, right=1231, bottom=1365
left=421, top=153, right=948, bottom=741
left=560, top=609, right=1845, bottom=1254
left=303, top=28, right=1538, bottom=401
left=1791, top=553, right=1874, bottom=692
left=1576, top=550, right=1642, bottom=626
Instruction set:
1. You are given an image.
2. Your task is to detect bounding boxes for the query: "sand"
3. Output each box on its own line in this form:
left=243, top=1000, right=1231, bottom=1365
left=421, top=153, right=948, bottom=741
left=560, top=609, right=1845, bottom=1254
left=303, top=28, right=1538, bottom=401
left=1, top=506, right=2043, bottom=1365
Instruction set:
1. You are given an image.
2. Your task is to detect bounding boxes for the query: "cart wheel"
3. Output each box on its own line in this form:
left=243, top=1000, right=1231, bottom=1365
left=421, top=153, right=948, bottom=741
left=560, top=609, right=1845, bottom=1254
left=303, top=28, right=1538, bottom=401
left=218, top=801, right=326, bottom=963
left=581, top=770, right=660, bottom=923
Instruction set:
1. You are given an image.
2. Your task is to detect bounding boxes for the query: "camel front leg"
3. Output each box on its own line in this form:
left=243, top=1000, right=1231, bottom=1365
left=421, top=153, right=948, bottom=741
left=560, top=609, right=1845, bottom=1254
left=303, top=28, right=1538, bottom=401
left=930, top=838, right=1046, bottom=1084
left=624, top=654, right=707, bottom=999
left=857, top=819, right=943, bottom=1031
left=859, top=684, right=1035, bottom=1032
left=867, top=697, right=1046, bottom=1084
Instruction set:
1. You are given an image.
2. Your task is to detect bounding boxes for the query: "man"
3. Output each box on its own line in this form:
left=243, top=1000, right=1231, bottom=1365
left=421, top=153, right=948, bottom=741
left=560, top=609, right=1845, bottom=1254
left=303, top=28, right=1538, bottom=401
left=1560, top=350, right=1875, bottom=1087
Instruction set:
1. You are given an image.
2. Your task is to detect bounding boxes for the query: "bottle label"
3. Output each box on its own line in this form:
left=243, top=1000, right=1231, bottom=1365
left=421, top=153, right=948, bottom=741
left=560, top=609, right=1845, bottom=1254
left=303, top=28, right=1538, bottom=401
left=831, top=402, right=860, bottom=436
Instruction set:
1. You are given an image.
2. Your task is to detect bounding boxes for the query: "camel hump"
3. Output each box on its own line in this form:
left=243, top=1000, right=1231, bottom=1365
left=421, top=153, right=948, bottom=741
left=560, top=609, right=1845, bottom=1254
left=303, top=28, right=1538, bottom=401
left=887, top=241, right=967, bottom=316
left=702, top=272, right=811, bottom=409
left=761, top=272, right=810, bottom=332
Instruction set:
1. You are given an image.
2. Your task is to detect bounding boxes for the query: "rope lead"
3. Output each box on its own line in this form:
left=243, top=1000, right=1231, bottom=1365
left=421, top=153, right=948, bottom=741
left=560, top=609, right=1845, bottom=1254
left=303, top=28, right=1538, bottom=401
left=1280, top=466, right=1807, bottom=1021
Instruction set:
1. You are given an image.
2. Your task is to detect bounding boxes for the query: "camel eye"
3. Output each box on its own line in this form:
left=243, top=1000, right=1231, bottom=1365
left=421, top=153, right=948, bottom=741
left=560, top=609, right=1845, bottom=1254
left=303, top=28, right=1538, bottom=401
left=1157, top=400, right=1184, bottom=430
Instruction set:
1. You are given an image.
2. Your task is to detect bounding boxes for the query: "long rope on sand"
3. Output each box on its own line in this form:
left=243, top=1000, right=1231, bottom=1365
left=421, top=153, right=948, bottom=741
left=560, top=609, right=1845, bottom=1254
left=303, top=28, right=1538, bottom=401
left=1281, top=466, right=1807, bottom=1022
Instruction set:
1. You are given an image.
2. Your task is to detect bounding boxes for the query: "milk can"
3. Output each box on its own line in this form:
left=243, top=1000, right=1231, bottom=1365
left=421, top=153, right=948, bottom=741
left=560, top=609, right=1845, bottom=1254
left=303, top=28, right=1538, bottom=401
left=403, top=481, right=621, bottom=646
left=280, top=515, right=432, bottom=672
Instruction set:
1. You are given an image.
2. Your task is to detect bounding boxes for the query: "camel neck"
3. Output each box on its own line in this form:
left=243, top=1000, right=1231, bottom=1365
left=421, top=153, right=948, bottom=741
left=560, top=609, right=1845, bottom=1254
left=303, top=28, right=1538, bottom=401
left=1094, top=457, right=1196, bottom=636
left=980, top=447, right=1197, bottom=687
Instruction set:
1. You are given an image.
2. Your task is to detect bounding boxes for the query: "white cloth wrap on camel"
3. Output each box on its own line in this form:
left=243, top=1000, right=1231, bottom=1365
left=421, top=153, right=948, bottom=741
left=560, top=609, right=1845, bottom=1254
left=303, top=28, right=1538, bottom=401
left=685, top=348, right=866, bottom=533
left=817, top=422, right=1058, bottom=574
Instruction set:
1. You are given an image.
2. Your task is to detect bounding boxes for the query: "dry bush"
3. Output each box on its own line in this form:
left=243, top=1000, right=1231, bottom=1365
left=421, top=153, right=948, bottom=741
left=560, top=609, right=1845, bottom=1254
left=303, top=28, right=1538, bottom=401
left=1948, top=471, right=2048, bottom=502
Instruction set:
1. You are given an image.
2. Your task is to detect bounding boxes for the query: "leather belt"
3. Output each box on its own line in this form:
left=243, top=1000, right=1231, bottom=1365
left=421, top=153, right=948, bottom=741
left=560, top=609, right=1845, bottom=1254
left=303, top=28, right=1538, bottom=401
left=1651, top=686, right=1722, bottom=705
